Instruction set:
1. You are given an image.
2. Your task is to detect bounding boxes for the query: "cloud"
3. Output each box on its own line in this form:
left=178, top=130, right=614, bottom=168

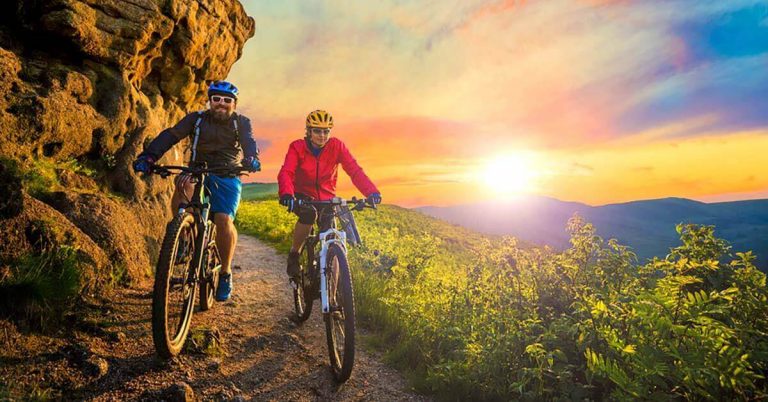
left=620, top=54, right=768, bottom=134
left=231, top=1, right=768, bottom=205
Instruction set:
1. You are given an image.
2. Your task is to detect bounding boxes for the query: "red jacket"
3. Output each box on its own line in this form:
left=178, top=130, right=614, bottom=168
left=278, top=138, right=379, bottom=200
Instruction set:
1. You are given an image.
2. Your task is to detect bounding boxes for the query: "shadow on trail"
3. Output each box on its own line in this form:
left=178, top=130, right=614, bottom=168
left=71, top=353, right=170, bottom=399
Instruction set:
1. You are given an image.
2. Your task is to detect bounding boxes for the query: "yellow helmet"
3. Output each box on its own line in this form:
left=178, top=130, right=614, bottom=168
left=306, top=110, right=334, bottom=129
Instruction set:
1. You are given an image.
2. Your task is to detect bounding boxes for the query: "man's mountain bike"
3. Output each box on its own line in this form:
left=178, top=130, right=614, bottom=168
left=148, top=163, right=251, bottom=358
left=291, top=197, right=375, bottom=382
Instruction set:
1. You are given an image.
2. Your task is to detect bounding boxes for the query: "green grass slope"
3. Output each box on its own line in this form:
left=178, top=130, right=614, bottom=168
left=241, top=182, right=278, bottom=201
left=236, top=200, right=768, bottom=401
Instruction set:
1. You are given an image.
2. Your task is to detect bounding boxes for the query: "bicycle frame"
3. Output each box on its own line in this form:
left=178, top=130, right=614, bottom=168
left=178, top=174, right=216, bottom=287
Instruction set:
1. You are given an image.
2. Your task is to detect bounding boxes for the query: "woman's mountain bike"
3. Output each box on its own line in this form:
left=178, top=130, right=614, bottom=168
left=291, top=196, right=375, bottom=382
left=148, top=163, right=252, bottom=358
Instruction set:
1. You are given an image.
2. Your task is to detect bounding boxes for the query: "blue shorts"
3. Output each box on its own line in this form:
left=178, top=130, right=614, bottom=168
left=205, top=175, right=242, bottom=220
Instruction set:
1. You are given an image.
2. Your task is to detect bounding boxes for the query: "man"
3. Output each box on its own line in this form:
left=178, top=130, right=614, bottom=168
left=133, top=80, right=260, bottom=301
left=277, top=110, right=381, bottom=280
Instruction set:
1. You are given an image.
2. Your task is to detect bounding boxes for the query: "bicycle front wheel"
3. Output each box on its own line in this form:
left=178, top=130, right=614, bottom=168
left=152, top=213, right=198, bottom=358
left=293, top=242, right=314, bottom=323
left=324, top=243, right=355, bottom=382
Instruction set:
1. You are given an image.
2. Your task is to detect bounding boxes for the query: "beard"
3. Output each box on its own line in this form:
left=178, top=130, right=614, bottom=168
left=212, top=107, right=233, bottom=121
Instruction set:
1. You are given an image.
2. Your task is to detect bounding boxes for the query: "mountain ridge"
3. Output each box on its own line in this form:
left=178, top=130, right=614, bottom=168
left=417, top=196, right=768, bottom=271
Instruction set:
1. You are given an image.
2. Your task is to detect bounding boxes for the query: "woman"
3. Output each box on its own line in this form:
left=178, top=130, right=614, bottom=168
left=277, top=110, right=381, bottom=280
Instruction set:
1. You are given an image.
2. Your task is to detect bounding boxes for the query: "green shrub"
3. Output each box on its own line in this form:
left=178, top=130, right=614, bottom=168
left=236, top=201, right=768, bottom=400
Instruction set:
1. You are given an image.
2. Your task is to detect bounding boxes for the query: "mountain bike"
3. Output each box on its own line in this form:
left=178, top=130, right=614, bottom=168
left=291, top=197, right=375, bottom=382
left=148, top=163, right=252, bottom=358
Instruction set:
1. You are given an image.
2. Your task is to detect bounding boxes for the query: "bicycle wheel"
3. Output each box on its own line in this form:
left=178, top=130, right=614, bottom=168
left=324, top=243, right=355, bottom=382
left=152, top=213, right=198, bottom=358
left=293, top=241, right=315, bottom=322
left=199, top=225, right=220, bottom=311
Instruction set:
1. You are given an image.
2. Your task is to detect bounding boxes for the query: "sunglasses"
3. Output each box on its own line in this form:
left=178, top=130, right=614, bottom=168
left=211, top=95, right=235, bottom=104
left=310, top=128, right=331, bottom=135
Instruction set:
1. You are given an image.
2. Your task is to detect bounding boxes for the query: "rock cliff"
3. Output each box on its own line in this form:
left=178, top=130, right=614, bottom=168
left=0, top=0, right=254, bottom=301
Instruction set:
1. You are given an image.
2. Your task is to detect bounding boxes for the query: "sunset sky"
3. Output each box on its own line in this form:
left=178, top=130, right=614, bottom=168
left=229, top=0, right=768, bottom=207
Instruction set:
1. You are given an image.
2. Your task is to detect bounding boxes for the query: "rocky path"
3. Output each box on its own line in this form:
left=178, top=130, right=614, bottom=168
left=0, top=235, right=429, bottom=401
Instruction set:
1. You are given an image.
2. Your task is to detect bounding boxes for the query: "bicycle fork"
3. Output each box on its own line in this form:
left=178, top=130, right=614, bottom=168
left=180, top=206, right=210, bottom=288
left=318, top=229, right=347, bottom=314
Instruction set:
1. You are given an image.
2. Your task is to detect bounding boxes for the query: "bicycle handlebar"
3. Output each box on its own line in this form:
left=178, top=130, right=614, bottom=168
left=149, top=164, right=257, bottom=178
left=297, top=197, right=377, bottom=211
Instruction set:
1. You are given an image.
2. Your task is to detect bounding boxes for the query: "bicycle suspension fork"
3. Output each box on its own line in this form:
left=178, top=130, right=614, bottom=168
left=318, top=229, right=348, bottom=314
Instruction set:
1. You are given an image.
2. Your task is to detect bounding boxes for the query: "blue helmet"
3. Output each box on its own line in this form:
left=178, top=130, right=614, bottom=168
left=208, top=80, right=239, bottom=99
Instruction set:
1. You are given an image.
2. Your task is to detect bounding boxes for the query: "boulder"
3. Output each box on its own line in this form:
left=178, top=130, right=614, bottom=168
left=0, top=0, right=254, bottom=294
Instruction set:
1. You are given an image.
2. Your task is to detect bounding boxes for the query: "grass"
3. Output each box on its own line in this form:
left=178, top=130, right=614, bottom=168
left=0, top=382, right=56, bottom=401
left=235, top=199, right=768, bottom=400
left=234, top=199, right=501, bottom=390
left=241, top=182, right=278, bottom=201
left=185, top=326, right=224, bottom=356
left=0, top=219, right=85, bottom=330
left=0, top=155, right=99, bottom=199
left=235, top=200, right=295, bottom=253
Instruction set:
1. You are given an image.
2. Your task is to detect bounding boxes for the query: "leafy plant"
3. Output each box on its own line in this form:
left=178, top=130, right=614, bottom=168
left=236, top=201, right=768, bottom=400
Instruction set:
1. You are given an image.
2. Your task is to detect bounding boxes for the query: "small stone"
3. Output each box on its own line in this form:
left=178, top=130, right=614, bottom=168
left=233, top=265, right=242, bottom=270
left=109, top=331, right=126, bottom=343
left=85, top=356, right=110, bottom=378
left=166, top=382, right=194, bottom=402
left=279, top=316, right=296, bottom=328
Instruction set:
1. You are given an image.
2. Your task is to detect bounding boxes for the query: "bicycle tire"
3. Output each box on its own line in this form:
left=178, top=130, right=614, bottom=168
left=199, top=225, right=220, bottom=311
left=293, top=241, right=314, bottom=322
left=324, top=243, right=355, bottom=382
left=152, top=213, right=198, bottom=358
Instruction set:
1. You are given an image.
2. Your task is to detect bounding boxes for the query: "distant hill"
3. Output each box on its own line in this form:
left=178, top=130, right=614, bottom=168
left=241, top=182, right=278, bottom=201
left=417, top=196, right=768, bottom=271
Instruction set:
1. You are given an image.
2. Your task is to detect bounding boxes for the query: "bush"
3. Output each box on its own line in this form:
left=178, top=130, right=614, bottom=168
left=236, top=201, right=768, bottom=400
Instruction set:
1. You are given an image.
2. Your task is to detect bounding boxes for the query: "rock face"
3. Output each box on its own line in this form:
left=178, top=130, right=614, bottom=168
left=0, top=1, right=254, bottom=288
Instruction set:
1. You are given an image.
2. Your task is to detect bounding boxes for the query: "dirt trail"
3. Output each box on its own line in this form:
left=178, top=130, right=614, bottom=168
left=0, top=235, right=429, bottom=401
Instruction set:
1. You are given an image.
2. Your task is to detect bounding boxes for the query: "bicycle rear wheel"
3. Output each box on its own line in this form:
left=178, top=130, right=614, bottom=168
left=199, top=225, right=220, bottom=311
left=324, top=243, right=355, bottom=382
left=152, top=213, right=198, bottom=358
left=293, top=241, right=315, bottom=322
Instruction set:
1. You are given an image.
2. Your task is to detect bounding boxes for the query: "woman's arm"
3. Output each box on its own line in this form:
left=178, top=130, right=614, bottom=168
left=338, top=140, right=379, bottom=196
left=278, top=142, right=300, bottom=196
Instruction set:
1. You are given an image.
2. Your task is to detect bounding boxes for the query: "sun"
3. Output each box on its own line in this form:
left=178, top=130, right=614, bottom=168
left=480, top=153, right=539, bottom=195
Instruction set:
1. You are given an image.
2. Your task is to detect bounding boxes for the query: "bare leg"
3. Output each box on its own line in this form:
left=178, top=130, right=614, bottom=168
left=214, top=213, right=237, bottom=275
left=171, top=174, right=195, bottom=212
left=291, top=222, right=312, bottom=253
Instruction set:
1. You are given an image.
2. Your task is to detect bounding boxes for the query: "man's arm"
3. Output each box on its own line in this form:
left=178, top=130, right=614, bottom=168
left=337, top=141, right=379, bottom=196
left=141, top=112, right=199, bottom=159
left=277, top=143, right=299, bottom=196
left=237, top=115, right=259, bottom=160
